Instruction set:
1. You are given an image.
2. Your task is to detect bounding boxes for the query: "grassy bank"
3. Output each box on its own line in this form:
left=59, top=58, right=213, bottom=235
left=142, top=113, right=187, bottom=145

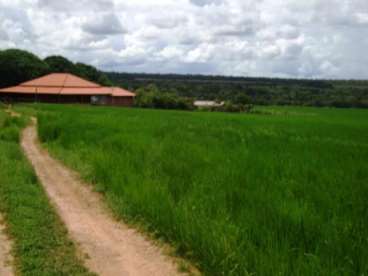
left=35, top=104, right=368, bottom=275
left=0, top=108, right=92, bottom=275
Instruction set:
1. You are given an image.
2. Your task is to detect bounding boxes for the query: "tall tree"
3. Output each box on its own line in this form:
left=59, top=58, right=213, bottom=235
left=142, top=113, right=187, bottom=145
left=75, top=63, right=112, bottom=86
left=44, top=55, right=77, bottom=74
left=0, top=49, right=50, bottom=88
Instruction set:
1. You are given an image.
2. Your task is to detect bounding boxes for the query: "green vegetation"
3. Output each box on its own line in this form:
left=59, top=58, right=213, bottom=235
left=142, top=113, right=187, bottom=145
left=107, top=72, right=368, bottom=108
left=134, top=84, right=253, bottom=112
left=34, top=104, right=368, bottom=275
left=44, top=56, right=77, bottom=75
left=0, top=49, right=49, bottom=88
left=0, top=108, right=92, bottom=275
left=44, top=55, right=112, bottom=86
left=2, top=48, right=368, bottom=109
left=0, top=49, right=111, bottom=88
left=135, top=84, right=195, bottom=110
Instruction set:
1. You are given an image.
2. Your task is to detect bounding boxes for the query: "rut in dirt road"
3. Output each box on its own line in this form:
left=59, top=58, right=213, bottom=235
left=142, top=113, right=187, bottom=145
left=21, top=119, right=183, bottom=276
left=0, top=215, right=14, bottom=276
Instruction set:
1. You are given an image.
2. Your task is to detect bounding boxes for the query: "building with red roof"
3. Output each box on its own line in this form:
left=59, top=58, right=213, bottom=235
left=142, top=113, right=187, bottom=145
left=0, top=73, right=135, bottom=106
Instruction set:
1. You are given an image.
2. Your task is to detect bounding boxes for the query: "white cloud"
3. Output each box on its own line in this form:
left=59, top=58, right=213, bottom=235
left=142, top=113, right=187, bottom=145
left=82, top=13, right=125, bottom=35
left=158, top=46, right=184, bottom=60
left=0, top=0, right=368, bottom=78
left=184, top=43, right=215, bottom=63
left=190, top=0, right=224, bottom=7
left=148, top=13, right=188, bottom=29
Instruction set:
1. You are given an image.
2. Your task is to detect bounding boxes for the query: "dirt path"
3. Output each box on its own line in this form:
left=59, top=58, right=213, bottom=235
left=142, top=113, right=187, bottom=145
left=0, top=215, right=14, bottom=276
left=21, top=119, right=182, bottom=276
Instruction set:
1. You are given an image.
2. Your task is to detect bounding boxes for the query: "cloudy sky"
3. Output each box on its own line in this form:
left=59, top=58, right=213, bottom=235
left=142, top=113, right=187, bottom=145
left=0, top=0, right=368, bottom=79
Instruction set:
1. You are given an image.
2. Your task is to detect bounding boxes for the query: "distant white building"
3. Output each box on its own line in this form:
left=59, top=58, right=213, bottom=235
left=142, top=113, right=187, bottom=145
left=194, top=101, right=225, bottom=108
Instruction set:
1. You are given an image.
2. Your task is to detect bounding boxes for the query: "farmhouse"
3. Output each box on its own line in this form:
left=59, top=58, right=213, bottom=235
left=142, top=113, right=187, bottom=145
left=0, top=73, right=135, bottom=106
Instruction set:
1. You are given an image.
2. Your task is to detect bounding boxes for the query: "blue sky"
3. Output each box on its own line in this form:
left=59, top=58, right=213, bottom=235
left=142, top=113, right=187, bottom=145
left=1, top=0, right=368, bottom=79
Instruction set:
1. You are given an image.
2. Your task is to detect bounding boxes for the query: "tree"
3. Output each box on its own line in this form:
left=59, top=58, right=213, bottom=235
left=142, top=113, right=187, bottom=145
left=44, top=55, right=77, bottom=74
left=0, top=49, right=50, bottom=88
left=75, top=63, right=113, bottom=86
left=45, top=57, right=112, bottom=86
left=0, top=49, right=114, bottom=88
left=234, top=93, right=252, bottom=105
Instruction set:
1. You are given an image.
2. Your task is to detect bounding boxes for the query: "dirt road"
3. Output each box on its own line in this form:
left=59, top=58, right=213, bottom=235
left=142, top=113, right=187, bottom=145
left=0, top=215, right=13, bottom=276
left=21, top=119, right=182, bottom=276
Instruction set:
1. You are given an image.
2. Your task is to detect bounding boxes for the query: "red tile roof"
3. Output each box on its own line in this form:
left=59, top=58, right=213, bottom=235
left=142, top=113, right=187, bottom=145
left=0, top=86, right=37, bottom=94
left=21, top=73, right=101, bottom=88
left=0, top=73, right=135, bottom=97
left=111, top=87, right=136, bottom=97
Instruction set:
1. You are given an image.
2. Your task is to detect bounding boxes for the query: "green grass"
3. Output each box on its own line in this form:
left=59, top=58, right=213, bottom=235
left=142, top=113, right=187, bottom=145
left=0, top=108, right=93, bottom=275
left=32, top=104, right=368, bottom=275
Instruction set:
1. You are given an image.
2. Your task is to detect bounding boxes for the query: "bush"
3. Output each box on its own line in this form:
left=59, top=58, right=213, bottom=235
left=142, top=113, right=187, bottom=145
left=233, top=93, right=252, bottom=105
left=135, top=84, right=195, bottom=110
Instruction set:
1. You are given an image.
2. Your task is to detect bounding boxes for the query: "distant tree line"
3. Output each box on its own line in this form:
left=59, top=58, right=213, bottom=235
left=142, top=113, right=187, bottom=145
left=1, top=49, right=367, bottom=109
left=0, top=49, right=112, bottom=89
left=107, top=72, right=368, bottom=108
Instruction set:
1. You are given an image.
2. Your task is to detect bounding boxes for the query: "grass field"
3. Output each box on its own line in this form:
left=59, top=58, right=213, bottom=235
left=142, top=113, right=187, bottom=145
left=31, top=104, right=368, bottom=275
left=0, top=108, right=93, bottom=275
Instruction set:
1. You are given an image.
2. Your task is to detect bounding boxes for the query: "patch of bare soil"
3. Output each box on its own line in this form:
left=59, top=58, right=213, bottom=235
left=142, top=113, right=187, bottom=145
left=0, top=215, right=14, bottom=276
left=21, top=119, right=185, bottom=276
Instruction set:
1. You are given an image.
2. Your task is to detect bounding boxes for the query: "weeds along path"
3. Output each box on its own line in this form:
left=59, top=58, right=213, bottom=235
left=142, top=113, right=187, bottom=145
left=0, top=214, right=14, bottom=276
left=0, top=108, right=15, bottom=276
left=21, top=118, right=181, bottom=276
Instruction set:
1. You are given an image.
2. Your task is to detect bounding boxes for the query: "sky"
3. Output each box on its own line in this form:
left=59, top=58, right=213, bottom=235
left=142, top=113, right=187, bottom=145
left=0, top=0, right=368, bottom=79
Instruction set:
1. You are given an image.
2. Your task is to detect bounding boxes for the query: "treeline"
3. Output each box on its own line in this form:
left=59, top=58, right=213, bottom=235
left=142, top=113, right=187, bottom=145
left=0, top=49, right=112, bottom=89
left=107, top=72, right=368, bottom=108
left=0, top=49, right=252, bottom=112
left=1, top=49, right=368, bottom=108
left=134, top=84, right=253, bottom=112
left=107, top=72, right=333, bottom=88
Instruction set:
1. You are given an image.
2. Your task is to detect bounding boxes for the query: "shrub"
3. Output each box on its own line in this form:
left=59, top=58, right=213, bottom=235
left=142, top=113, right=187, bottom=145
left=135, top=84, right=195, bottom=110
